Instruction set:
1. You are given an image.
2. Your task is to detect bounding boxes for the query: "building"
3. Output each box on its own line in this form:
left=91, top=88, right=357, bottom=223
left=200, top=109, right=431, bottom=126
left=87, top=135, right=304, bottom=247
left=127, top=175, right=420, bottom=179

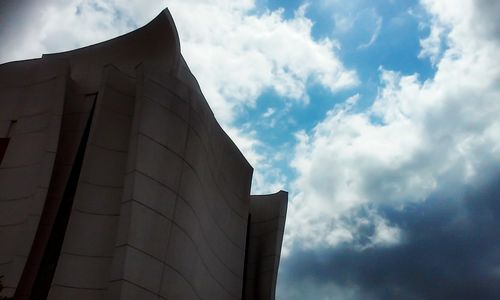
left=0, top=8, right=287, bottom=300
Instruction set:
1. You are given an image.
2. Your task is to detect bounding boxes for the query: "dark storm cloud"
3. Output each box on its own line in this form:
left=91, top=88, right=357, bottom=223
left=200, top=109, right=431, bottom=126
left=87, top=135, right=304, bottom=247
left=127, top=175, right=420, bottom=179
left=0, top=0, right=45, bottom=61
left=0, top=0, right=67, bottom=62
left=279, top=174, right=500, bottom=299
left=474, top=0, right=500, bottom=40
left=0, top=0, right=35, bottom=31
left=0, top=0, right=38, bottom=38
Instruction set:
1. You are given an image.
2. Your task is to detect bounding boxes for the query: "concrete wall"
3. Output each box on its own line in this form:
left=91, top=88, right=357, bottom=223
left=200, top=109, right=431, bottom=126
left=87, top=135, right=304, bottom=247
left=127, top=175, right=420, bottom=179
left=0, top=8, right=286, bottom=300
left=102, top=58, right=253, bottom=299
left=0, top=59, right=67, bottom=298
left=15, top=72, right=96, bottom=299
left=47, top=65, right=136, bottom=299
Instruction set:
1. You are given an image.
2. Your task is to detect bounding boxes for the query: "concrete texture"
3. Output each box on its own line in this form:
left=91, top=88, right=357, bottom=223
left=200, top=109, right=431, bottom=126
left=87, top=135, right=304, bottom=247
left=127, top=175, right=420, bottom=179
left=0, top=8, right=287, bottom=300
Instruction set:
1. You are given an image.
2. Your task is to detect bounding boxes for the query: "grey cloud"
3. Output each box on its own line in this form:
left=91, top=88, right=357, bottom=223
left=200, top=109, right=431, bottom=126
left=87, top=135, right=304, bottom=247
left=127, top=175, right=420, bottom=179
left=0, top=0, right=42, bottom=35
left=0, top=0, right=40, bottom=59
left=0, top=0, right=65, bottom=62
left=279, top=173, right=500, bottom=299
left=474, top=0, right=500, bottom=40
left=0, top=0, right=138, bottom=63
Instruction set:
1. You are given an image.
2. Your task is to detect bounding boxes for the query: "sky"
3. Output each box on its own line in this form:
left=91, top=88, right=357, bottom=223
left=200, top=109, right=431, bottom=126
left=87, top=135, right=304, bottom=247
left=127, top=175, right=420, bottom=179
left=1, top=0, right=500, bottom=299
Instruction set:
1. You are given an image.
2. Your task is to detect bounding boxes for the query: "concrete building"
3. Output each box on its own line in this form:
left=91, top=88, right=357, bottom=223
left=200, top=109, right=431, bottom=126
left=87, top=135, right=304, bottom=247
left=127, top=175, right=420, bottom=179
left=0, top=8, right=287, bottom=300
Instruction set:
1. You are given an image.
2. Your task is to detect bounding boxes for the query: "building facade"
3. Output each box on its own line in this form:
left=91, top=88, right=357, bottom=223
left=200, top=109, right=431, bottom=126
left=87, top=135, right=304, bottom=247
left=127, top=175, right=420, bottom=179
left=0, top=9, right=287, bottom=300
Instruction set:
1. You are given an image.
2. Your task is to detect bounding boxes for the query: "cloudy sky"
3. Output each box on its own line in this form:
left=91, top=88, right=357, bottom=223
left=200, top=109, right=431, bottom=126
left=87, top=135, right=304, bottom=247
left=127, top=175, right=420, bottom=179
left=2, top=0, right=500, bottom=298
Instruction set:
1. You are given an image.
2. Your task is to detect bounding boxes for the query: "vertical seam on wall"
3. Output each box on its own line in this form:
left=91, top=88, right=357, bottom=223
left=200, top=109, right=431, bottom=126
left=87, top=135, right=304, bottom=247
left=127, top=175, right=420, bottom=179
left=28, top=94, right=97, bottom=299
left=241, top=213, right=252, bottom=300
left=156, top=79, right=202, bottom=300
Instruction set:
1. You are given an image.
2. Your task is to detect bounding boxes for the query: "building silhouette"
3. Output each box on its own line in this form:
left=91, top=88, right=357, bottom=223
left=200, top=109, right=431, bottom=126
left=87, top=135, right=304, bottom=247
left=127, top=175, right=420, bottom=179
left=0, top=8, right=287, bottom=300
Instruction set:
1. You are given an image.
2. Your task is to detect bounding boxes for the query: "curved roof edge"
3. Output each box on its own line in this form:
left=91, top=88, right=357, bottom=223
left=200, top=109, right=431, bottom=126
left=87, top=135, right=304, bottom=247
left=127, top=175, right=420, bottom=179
left=250, top=190, right=288, bottom=218
left=42, top=8, right=181, bottom=62
left=0, top=57, right=69, bottom=87
left=251, top=190, right=289, bottom=198
left=0, top=9, right=181, bottom=72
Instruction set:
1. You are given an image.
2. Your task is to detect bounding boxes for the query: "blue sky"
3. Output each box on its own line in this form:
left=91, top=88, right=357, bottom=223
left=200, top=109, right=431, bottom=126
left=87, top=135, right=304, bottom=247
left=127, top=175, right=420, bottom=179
left=236, top=0, right=436, bottom=177
left=1, top=0, right=500, bottom=298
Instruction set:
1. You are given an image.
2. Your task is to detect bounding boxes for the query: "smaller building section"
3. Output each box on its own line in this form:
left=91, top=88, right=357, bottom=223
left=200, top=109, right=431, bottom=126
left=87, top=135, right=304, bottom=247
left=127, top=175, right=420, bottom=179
left=244, top=191, right=288, bottom=300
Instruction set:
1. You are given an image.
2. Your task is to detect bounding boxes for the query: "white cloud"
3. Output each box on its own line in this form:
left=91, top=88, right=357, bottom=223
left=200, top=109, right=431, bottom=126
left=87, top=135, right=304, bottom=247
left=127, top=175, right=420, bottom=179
left=284, top=0, right=500, bottom=253
left=262, top=107, right=276, bottom=118
left=417, top=16, right=447, bottom=64
left=168, top=1, right=357, bottom=123
left=357, top=10, right=382, bottom=49
left=329, top=2, right=383, bottom=50
left=333, top=14, right=356, bottom=34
